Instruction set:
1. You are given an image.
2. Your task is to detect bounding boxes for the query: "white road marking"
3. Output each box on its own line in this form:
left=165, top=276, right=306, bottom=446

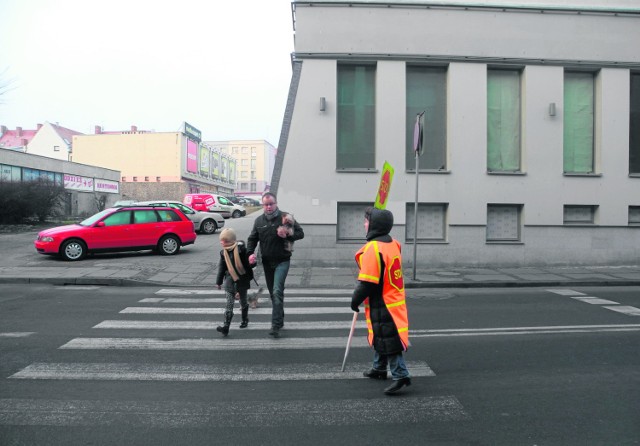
left=9, top=360, right=435, bottom=381
left=570, top=297, right=620, bottom=305
left=547, top=289, right=640, bottom=316
left=53, top=286, right=102, bottom=290
left=145, top=297, right=352, bottom=304
left=120, top=306, right=352, bottom=315
left=155, top=288, right=353, bottom=296
left=411, top=324, right=640, bottom=337
left=0, top=332, right=35, bottom=338
left=603, top=306, right=640, bottom=316
left=94, top=320, right=367, bottom=330
left=59, top=336, right=370, bottom=350
left=0, top=396, right=469, bottom=427
left=546, top=289, right=586, bottom=296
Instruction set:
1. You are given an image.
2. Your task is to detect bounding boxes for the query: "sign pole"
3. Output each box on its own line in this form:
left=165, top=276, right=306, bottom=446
left=341, top=311, right=359, bottom=372
left=412, top=112, right=424, bottom=281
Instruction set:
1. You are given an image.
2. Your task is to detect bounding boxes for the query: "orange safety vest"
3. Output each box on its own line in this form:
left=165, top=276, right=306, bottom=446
left=355, top=239, right=409, bottom=351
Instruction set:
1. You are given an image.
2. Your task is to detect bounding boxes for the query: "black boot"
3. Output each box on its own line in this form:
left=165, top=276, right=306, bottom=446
left=384, top=377, right=411, bottom=395
left=363, top=368, right=388, bottom=380
left=216, top=314, right=232, bottom=336
left=239, top=307, right=249, bottom=329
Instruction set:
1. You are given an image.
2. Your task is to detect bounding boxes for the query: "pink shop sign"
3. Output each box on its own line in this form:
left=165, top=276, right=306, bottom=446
left=64, top=174, right=94, bottom=192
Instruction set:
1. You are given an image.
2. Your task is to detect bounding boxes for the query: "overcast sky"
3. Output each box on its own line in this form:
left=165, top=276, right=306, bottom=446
left=0, top=0, right=294, bottom=145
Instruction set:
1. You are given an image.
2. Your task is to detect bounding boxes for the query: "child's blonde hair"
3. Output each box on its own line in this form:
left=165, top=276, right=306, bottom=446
left=219, top=228, right=237, bottom=243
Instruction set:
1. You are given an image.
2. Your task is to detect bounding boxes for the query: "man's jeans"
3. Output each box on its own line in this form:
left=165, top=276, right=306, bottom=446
left=373, top=351, right=410, bottom=380
left=263, top=260, right=290, bottom=329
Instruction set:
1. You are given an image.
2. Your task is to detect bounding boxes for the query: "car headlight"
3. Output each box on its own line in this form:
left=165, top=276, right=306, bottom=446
left=39, top=236, right=55, bottom=242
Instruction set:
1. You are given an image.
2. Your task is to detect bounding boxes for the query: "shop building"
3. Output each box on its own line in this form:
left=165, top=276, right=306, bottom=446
left=72, top=123, right=237, bottom=203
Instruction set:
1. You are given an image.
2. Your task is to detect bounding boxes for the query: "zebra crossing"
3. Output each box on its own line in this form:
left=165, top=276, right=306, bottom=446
left=2, top=287, right=467, bottom=430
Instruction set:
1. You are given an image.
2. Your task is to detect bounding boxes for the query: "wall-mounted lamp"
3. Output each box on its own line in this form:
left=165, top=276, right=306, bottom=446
left=319, top=97, right=326, bottom=112
left=548, top=102, right=556, bottom=117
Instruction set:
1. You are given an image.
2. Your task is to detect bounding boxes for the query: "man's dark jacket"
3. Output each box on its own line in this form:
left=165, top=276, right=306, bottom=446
left=247, top=209, right=304, bottom=265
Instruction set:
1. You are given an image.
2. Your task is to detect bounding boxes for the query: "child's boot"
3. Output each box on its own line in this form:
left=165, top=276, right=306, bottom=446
left=239, top=307, right=249, bottom=328
left=216, top=314, right=232, bottom=336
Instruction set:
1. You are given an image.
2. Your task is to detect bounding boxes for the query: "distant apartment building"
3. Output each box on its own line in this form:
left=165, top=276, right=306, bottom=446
left=272, top=0, right=640, bottom=267
left=206, top=140, right=276, bottom=198
left=72, top=123, right=237, bottom=202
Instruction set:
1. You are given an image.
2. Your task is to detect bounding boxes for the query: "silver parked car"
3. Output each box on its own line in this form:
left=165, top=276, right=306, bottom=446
left=135, top=200, right=225, bottom=235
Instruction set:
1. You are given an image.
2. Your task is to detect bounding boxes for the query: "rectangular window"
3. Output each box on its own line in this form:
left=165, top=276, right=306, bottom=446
left=564, top=72, right=595, bottom=174
left=630, top=73, right=640, bottom=174
left=629, top=206, right=640, bottom=225
left=337, top=64, right=375, bottom=170
left=156, top=176, right=161, bottom=182
left=250, top=183, right=256, bottom=192
left=133, top=210, right=159, bottom=224
left=405, top=203, right=447, bottom=242
left=337, top=202, right=370, bottom=241
left=251, top=159, right=256, bottom=169
left=563, top=205, right=597, bottom=224
left=406, top=66, right=447, bottom=171
left=487, top=204, right=522, bottom=242
left=53, top=145, right=60, bottom=152
left=144, top=176, right=149, bottom=182
left=241, top=159, right=248, bottom=166
left=487, top=69, right=521, bottom=172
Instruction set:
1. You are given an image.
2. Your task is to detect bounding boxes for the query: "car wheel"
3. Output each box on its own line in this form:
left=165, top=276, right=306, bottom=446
left=60, top=239, right=87, bottom=261
left=201, top=219, right=217, bottom=234
left=232, top=210, right=242, bottom=218
left=158, top=235, right=180, bottom=255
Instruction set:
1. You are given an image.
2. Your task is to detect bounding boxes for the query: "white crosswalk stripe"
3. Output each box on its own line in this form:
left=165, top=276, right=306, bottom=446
left=10, top=361, right=435, bottom=381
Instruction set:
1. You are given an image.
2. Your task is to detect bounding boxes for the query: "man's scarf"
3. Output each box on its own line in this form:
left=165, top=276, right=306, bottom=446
left=223, top=242, right=246, bottom=281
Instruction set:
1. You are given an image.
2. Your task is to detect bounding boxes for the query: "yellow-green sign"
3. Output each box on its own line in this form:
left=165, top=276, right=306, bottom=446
left=374, top=161, right=394, bottom=209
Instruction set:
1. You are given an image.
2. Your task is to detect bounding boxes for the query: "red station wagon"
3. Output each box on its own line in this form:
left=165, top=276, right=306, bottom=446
left=34, top=206, right=197, bottom=261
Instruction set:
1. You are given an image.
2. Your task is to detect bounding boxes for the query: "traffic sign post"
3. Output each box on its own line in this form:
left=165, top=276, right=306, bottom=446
left=412, top=112, right=425, bottom=281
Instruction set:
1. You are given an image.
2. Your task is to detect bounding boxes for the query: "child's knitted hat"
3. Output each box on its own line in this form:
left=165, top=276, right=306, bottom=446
left=219, top=228, right=237, bottom=243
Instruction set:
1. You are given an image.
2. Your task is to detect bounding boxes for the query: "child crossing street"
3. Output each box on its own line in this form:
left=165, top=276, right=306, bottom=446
left=215, top=228, right=254, bottom=336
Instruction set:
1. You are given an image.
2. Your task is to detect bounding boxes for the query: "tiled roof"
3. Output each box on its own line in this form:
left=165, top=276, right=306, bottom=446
left=50, top=123, right=84, bottom=145
left=0, top=128, right=38, bottom=149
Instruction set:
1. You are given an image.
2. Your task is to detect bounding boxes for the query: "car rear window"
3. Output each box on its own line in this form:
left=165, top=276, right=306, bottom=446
left=157, top=210, right=182, bottom=222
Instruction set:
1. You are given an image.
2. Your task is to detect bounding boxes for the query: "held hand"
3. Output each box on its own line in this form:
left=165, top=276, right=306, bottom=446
left=248, top=254, right=257, bottom=264
left=276, top=226, right=288, bottom=238
left=216, top=284, right=221, bottom=290
left=235, top=292, right=240, bottom=301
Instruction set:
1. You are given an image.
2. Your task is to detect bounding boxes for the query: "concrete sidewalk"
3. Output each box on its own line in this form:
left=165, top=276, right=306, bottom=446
left=2, top=222, right=640, bottom=289
left=2, top=261, right=640, bottom=289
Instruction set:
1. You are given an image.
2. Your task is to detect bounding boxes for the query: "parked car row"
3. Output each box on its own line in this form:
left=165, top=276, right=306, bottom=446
left=33, top=192, right=253, bottom=261
left=183, top=193, right=246, bottom=218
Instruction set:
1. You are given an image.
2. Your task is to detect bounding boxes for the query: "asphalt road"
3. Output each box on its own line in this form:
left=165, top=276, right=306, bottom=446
left=1, top=284, right=639, bottom=445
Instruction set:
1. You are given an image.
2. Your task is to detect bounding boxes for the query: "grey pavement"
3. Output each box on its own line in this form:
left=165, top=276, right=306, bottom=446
left=1, top=215, right=640, bottom=289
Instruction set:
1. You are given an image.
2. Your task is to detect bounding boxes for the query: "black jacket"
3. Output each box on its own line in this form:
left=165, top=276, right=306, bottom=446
left=246, top=209, right=304, bottom=264
left=216, top=241, right=254, bottom=292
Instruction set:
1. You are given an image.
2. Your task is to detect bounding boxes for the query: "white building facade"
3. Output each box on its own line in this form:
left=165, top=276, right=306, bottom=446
left=273, top=0, right=640, bottom=267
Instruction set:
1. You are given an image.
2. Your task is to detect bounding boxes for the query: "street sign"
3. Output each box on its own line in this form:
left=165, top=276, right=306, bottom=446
left=374, top=161, right=394, bottom=210
left=413, top=112, right=424, bottom=155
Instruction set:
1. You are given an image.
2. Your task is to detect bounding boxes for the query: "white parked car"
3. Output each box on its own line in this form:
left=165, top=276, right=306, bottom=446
left=135, top=200, right=225, bottom=234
